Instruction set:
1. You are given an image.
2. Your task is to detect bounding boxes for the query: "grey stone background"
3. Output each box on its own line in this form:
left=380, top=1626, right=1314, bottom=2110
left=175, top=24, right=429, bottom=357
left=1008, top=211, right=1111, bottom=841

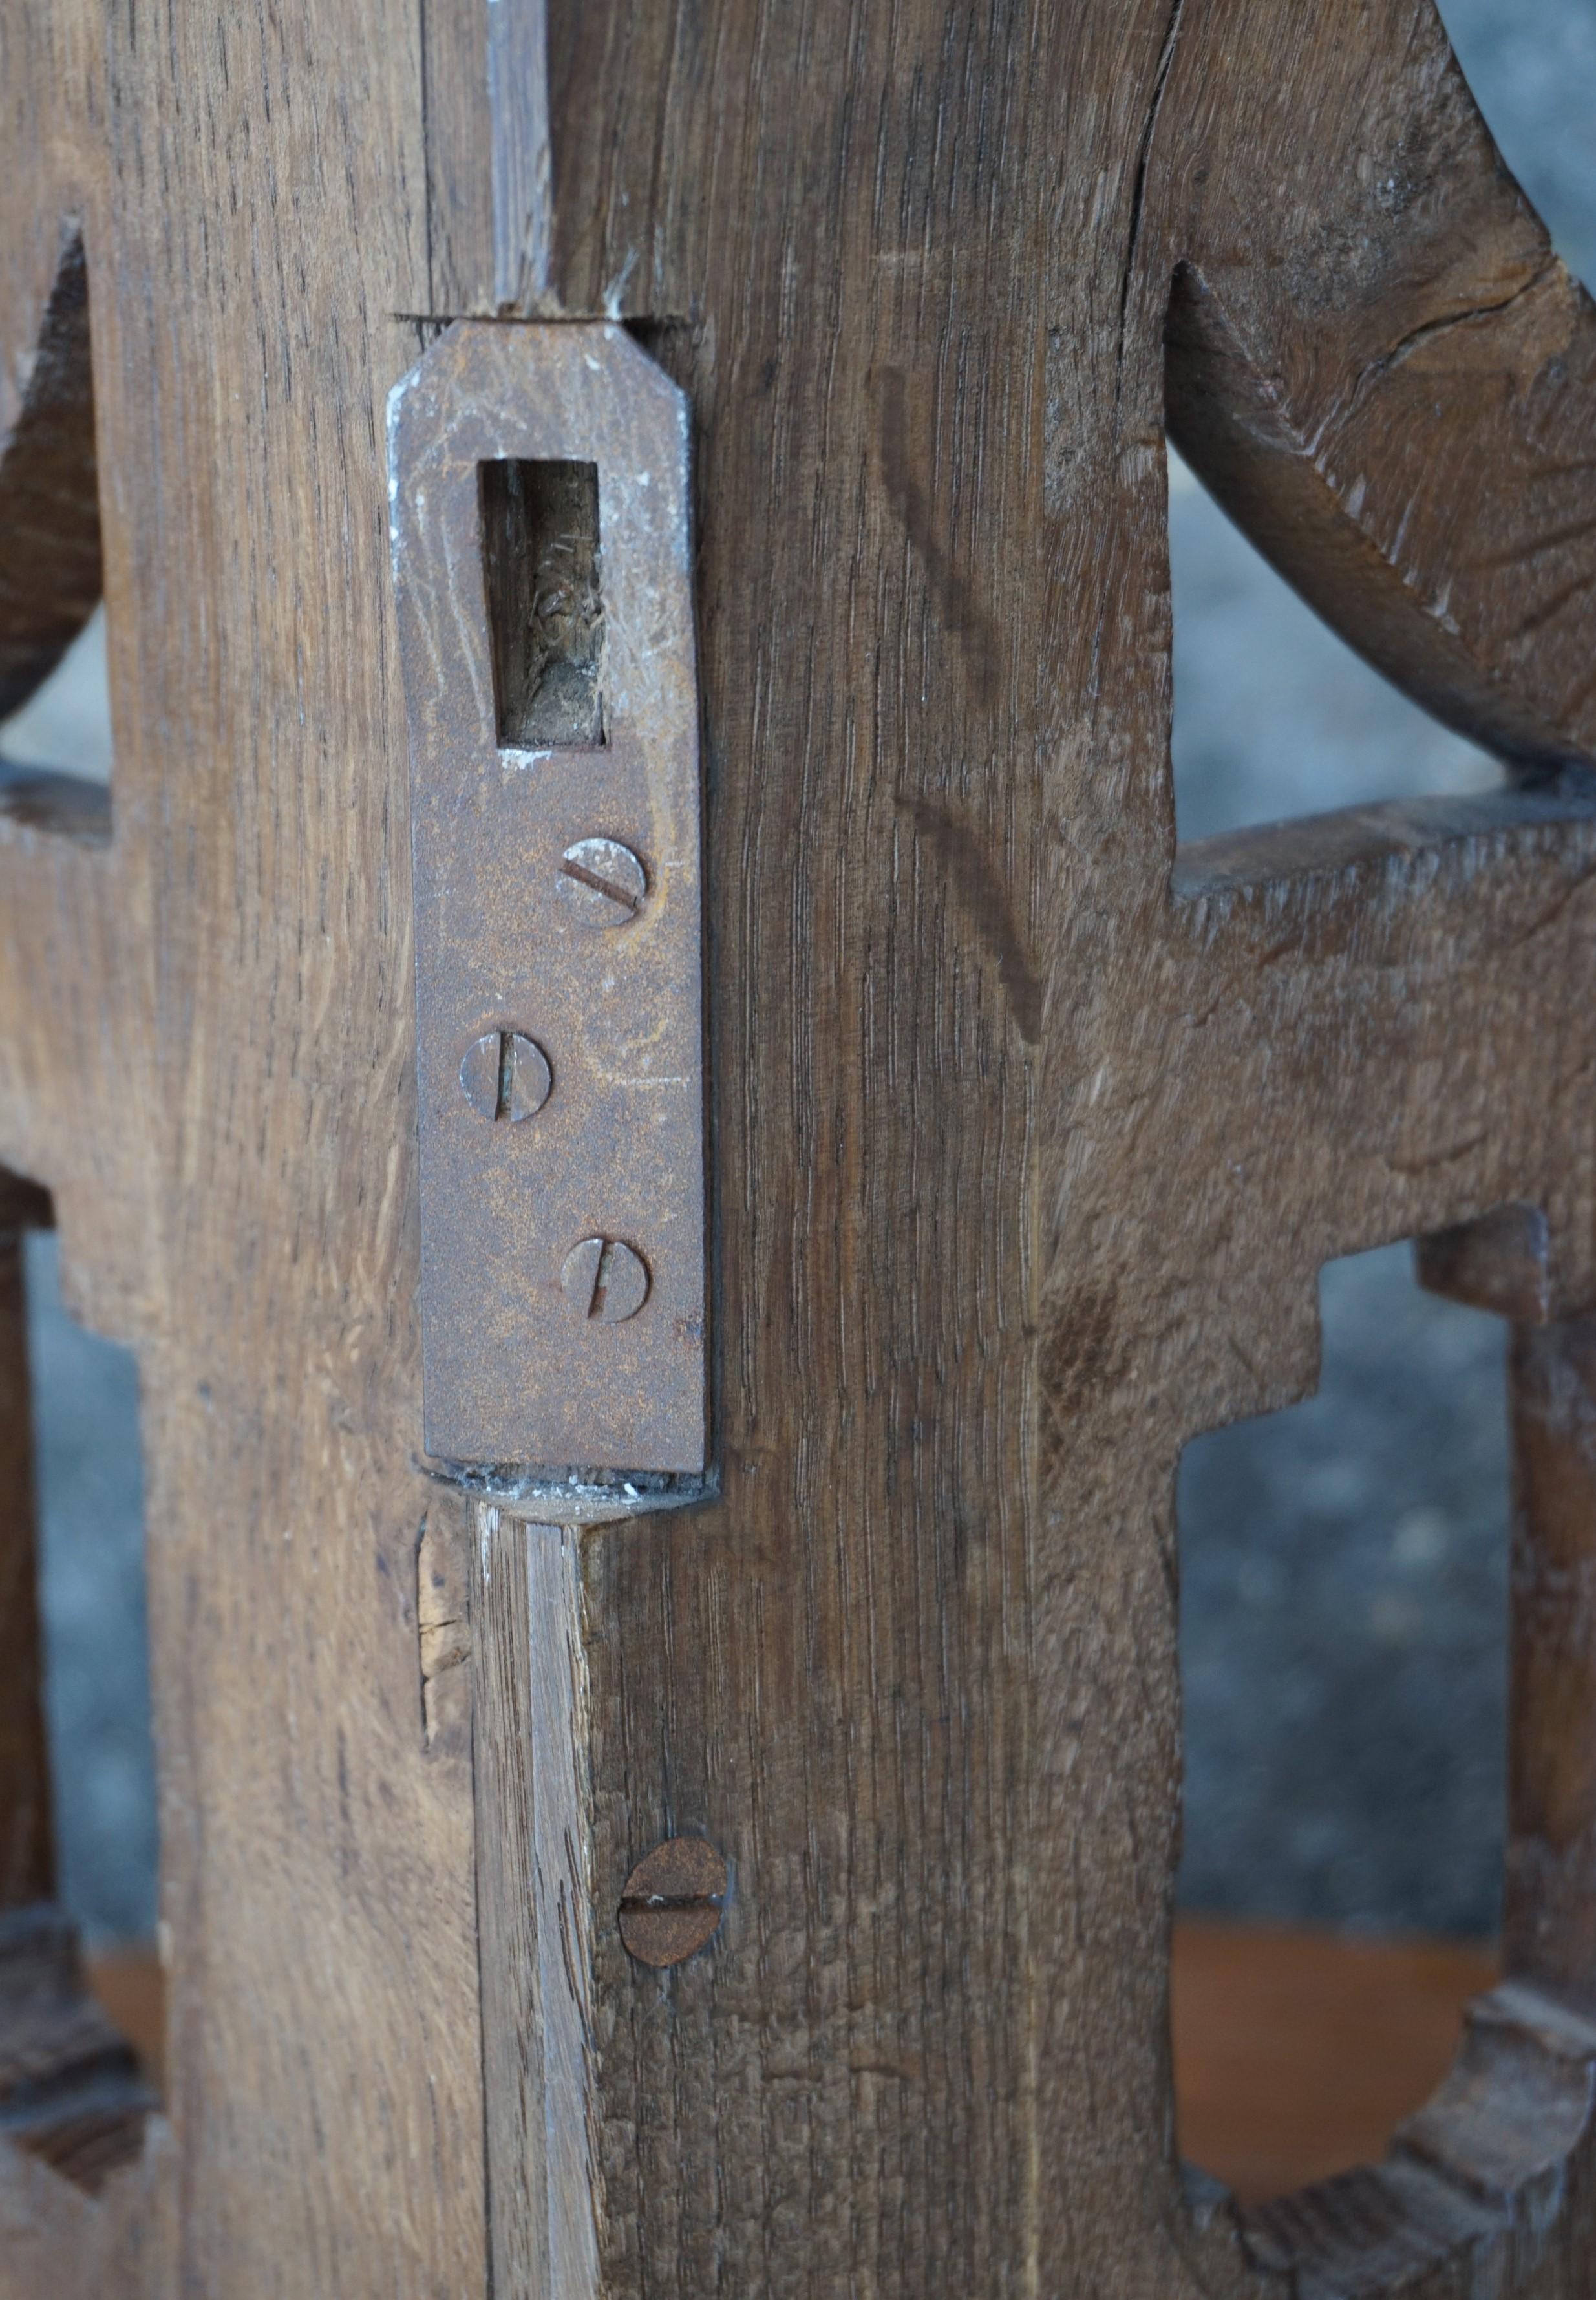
left=0, top=0, right=1590, bottom=1948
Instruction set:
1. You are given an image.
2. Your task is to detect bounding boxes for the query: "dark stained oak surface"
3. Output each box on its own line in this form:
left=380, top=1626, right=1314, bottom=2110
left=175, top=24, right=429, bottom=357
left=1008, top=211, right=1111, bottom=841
left=0, top=0, right=1594, bottom=2293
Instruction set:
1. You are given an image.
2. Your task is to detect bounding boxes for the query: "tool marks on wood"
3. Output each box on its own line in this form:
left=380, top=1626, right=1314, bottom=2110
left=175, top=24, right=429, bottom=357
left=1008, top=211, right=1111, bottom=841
left=901, top=796, right=1043, bottom=1043
left=877, top=368, right=1003, bottom=710
left=416, top=1509, right=471, bottom=1756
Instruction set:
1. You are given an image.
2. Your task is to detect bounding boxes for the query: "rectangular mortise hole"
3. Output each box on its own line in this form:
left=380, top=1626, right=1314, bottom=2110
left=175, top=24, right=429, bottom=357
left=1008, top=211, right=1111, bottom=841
left=481, top=459, right=604, bottom=749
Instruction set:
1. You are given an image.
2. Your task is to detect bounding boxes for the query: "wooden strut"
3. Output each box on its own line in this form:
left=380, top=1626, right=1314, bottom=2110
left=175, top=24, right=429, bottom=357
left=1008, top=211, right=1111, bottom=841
left=0, top=1, right=1595, bottom=2295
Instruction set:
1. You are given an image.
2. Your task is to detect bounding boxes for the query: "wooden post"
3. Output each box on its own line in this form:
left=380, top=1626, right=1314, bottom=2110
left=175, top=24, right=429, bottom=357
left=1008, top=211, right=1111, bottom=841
left=1, top=0, right=1596, bottom=2292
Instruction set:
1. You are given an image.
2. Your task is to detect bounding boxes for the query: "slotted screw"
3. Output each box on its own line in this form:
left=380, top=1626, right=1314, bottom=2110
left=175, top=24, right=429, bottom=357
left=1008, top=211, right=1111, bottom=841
left=557, top=837, right=647, bottom=926
left=459, top=1030, right=552, bottom=1122
left=560, top=1236, right=650, bottom=1323
left=619, top=1838, right=729, bottom=1968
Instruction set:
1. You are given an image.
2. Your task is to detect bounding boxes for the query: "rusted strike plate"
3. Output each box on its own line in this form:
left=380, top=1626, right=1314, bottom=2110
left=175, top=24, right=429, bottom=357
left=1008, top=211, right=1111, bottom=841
left=388, top=323, right=706, bottom=1473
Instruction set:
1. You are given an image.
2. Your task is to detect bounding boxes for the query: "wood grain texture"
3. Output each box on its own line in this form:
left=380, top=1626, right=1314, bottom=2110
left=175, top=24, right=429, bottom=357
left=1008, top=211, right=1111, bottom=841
left=420, top=0, right=498, bottom=317
left=512, top=1, right=1596, bottom=2293
left=487, top=0, right=551, bottom=312
left=0, top=0, right=485, bottom=2290
left=56, top=1922, right=1521, bottom=2234
left=472, top=1504, right=599, bottom=2300
left=0, top=0, right=1593, bottom=2292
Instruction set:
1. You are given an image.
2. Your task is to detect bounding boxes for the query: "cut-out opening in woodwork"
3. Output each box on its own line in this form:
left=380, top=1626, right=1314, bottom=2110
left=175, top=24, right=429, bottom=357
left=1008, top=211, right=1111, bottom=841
left=1165, top=446, right=1505, bottom=847
left=0, top=606, right=114, bottom=846
left=1173, top=1239, right=1508, bottom=2208
left=0, top=608, right=112, bottom=784
left=481, top=458, right=604, bottom=749
left=0, top=1177, right=160, bottom=2191
left=0, top=228, right=112, bottom=844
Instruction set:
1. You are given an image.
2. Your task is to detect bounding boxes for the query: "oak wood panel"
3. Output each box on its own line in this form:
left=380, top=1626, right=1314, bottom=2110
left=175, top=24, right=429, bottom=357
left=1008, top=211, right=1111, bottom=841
left=0, top=0, right=1592, bottom=2294
left=76, top=0, right=487, bottom=2281
left=0, top=0, right=487, bottom=2292
left=539, top=8, right=1199, bottom=2290
left=510, top=3, right=1596, bottom=2294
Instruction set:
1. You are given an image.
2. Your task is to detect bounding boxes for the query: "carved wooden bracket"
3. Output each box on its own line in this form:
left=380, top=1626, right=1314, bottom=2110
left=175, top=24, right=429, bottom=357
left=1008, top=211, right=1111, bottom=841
left=0, top=0, right=1592, bottom=2294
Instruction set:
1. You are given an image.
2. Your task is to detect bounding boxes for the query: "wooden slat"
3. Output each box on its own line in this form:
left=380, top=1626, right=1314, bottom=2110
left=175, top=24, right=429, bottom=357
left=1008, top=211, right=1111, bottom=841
left=0, top=0, right=481, bottom=2289
left=472, top=1504, right=599, bottom=2300
left=420, top=0, right=550, bottom=316
left=419, top=0, right=497, bottom=317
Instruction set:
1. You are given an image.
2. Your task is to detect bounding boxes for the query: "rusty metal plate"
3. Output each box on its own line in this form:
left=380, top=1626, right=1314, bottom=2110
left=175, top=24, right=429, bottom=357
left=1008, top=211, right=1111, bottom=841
left=388, top=323, right=706, bottom=1471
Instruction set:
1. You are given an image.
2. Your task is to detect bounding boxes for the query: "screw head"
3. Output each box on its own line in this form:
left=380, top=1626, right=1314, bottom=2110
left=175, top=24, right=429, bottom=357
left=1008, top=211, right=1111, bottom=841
left=619, top=1838, right=728, bottom=1968
left=557, top=837, right=647, bottom=926
left=460, top=1031, right=552, bottom=1122
left=560, top=1236, right=650, bottom=1323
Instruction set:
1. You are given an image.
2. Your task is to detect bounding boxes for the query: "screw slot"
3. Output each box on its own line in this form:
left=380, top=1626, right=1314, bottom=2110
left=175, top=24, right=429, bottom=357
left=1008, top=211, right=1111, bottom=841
left=557, top=837, right=647, bottom=927
left=619, top=1838, right=728, bottom=1968
left=560, top=1237, right=650, bottom=1323
left=460, top=1030, right=552, bottom=1122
